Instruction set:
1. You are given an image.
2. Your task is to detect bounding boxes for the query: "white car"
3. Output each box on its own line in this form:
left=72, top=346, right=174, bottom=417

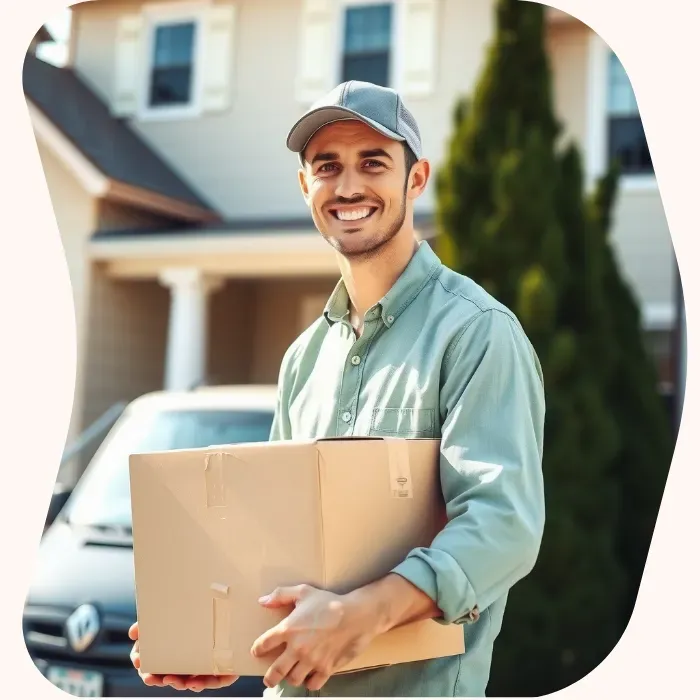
left=25, top=385, right=276, bottom=697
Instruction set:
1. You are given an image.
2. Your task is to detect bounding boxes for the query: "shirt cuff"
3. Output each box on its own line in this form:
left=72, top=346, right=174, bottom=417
left=390, top=556, right=480, bottom=626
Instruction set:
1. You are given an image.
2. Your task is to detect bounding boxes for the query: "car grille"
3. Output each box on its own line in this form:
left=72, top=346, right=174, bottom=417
left=23, top=605, right=133, bottom=668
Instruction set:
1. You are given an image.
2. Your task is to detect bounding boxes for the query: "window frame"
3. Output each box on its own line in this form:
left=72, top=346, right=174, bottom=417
left=585, top=32, right=656, bottom=192
left=606, top=50, right=653, bottom=179
left=335, top=0, right=401, bottom=90
left=138, top=1, right=209, bottom=121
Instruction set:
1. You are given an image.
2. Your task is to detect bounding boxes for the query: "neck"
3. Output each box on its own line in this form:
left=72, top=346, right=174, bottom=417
left=337, top=227, right=419, bottom=326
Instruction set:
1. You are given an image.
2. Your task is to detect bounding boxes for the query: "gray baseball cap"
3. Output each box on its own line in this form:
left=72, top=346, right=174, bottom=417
left=286, top=81, right=422, bottom=162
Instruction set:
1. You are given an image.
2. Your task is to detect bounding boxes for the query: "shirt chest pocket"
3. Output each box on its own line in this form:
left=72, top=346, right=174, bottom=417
left=369, top=407, right=436, bottom=438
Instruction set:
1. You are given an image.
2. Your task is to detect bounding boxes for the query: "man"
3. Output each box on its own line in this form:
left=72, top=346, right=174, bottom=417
left=129, top=81, right=546, bottom=697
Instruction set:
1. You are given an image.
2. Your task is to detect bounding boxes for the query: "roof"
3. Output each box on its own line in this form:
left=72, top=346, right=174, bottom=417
left=22, top=53, right=217, bottom=214
left=90, top=210, right=436, bottom=240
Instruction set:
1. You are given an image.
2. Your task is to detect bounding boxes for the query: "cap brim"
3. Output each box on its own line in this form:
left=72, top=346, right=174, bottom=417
left=286, top=105, right=405, bottom=155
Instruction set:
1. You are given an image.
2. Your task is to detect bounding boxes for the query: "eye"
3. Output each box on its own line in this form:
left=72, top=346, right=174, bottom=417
left=363, top=159, right=385, bottom=169
left=317, top=163, right=339, bottom=174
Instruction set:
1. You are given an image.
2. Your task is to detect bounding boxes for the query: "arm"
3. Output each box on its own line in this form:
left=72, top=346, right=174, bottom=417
left=343, top=572, right=441, bottom=632
left=331, top=309, right=545, bottom=632
left=389, top=308, right=546, bottom=625
left=252, top=310, right=545, bottom=691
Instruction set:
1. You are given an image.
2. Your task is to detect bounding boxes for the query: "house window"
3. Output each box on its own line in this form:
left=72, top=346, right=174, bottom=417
left=342, top=3, right=393, bottom=86
left=607, top=51, right=653, bottom=175
left=148, top=20, right=197, bottom=108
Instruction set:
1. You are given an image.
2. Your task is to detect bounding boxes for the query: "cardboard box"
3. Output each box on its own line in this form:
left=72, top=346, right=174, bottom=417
left=129, top=437, right=465, bottom=677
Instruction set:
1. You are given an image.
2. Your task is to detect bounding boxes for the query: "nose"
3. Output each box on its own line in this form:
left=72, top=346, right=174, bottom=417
left=334, top=167, right=364, bottom=201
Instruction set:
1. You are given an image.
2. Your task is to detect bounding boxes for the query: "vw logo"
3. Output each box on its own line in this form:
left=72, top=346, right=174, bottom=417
left=65, top=604, right=101, bottom=653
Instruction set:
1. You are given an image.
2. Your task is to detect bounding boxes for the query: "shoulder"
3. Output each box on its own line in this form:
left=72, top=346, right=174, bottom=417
left=433, top=265, right=540, bottom=376
left=433, top=263, right=520, bottom=323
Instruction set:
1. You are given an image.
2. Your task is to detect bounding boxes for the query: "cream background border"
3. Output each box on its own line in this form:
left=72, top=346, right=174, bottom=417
left=0, top=0, right=695, bottom=697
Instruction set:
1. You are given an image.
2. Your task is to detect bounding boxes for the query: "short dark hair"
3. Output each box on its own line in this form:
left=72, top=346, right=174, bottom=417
left=403, top=142, right=418, bottom=186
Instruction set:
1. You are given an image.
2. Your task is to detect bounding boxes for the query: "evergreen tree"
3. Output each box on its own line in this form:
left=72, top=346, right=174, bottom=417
left=435, top=0, right=626, bottom=694
left=588, top=164, right=675, bottom=625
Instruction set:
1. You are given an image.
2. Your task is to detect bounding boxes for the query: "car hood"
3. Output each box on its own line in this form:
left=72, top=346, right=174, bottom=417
left=25, top=520, right=137, bottom=618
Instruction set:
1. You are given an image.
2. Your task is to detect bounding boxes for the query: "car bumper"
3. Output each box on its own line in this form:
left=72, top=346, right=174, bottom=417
left=32, top=655, right=265, bottom=697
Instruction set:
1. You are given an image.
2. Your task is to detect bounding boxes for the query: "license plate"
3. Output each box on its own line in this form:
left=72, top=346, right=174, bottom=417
left=46, top=667, right=104, bottom=697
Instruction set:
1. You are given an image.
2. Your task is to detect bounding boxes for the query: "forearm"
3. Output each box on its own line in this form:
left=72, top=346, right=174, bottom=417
left=344, top=572, right=441, bottom=636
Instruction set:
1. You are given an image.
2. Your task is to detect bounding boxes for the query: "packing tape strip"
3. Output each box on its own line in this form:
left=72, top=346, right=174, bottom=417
left=211, top=583, right=234, bottom=673
left=204, top=452, right=226, bottom=508
left=385, top=438, right=413, bottom=499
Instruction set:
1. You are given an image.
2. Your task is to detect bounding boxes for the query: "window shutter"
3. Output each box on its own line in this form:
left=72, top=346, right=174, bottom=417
left=398, top=0, right=438, bottom=97
left=295, top=0, right=335, bottom=104
left=113, top=14, right=145, bottom=117
left=200, top=3, right=237, bottom=113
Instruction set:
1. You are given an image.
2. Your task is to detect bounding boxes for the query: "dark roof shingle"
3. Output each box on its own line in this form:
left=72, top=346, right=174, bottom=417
left=23, top=53, right=216, bottom=214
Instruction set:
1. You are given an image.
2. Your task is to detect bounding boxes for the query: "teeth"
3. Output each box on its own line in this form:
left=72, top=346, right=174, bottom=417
left=336, top=208, right=372, bottom=221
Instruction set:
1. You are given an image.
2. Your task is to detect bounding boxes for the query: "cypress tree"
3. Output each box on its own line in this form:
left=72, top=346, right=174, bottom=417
left=435, top=0, right=626, bottom=693
left=588, top=164, right=675, bottom=625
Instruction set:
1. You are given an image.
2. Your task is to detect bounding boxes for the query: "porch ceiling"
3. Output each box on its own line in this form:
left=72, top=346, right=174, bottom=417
left=90, top=231, right=339, bottom=279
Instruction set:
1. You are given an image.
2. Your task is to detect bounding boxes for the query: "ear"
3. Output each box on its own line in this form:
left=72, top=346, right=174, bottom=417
left=298, top=166, right=311, bottom=207
left=407, top=159, right=430, bottom=202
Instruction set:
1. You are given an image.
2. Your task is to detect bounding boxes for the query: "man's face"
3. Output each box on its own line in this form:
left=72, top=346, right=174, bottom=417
left=298, top=121, right=413, bottom=258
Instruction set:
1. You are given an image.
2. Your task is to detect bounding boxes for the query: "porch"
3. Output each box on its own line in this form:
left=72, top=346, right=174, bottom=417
left=79, top=228, right=345, bottom=432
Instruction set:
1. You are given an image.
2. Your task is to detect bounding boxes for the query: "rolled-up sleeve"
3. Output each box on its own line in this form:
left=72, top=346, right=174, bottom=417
left=391, top=309, right=546, bottom=624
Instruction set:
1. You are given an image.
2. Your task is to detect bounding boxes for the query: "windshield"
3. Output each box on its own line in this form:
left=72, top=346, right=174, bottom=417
left=64, top=408, right=274, bottom=529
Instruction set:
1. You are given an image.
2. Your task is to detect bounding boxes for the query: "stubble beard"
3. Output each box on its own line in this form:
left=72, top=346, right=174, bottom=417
left=319, top=193, right=408, bottom=263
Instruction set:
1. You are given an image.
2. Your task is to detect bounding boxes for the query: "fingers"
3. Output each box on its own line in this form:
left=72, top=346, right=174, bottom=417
left=214, top=675, right=239, bottom=688
left=286, top=662, right=314, bottom=688
left=129, top=615, right=238, bottom=693
left=252, top=624, right=287, bottom=659
left=263, top=650, right=297, bottom=689
left=140, top=673, right=166, bottom=686
left=141, top=674, right=238, bottom=692
left=305, top=671, right=331, bottom=692
left=184, top=675, right=239, bottom=692
left=128, top=622, right=139, bottom=641
left=129, top=640, right=140, bottom=670
left=163, top=675, right=189, bottom=691
left=259, top=584, right=311, bottom=609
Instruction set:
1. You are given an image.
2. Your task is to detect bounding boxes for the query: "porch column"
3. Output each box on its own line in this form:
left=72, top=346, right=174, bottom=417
left=159, top=268, right=223, bottom=391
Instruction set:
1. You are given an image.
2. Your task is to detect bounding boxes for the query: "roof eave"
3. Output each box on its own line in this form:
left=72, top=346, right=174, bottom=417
left=26, top=97, right=220, bottom=224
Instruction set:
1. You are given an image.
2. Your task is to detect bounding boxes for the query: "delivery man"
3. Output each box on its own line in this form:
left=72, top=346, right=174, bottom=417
left=129, top=80, right=546, bottom=697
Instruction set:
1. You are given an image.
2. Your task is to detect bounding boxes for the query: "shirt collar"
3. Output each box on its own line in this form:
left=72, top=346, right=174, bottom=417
left=323, top=241, right=441, bottom=328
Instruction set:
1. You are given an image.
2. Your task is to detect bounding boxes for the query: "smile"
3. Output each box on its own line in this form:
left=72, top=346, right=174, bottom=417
left=329, top=206, right=378, bottom=222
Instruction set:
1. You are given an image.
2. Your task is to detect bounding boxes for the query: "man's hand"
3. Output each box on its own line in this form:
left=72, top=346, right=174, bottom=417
left=128, top=622, right=239, bottom=693
left=251, top=584, right=381, bottom=691
left=251, top=575, right=439, bottom=691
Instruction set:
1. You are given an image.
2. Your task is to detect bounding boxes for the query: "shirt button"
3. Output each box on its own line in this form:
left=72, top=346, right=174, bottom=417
left=342, top=411, right=352, bottom=423
left=351, top=355, right=361, bottom=366
left=387, top=315, right=395, bottom=324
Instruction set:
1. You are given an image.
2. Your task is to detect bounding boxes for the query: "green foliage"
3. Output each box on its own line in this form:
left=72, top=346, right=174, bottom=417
left=587, top=165, right=675, bottom=624
left=433, top=0, right=671, bottom=694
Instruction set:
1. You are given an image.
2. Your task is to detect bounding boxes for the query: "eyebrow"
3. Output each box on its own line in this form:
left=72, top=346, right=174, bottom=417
left=359, top=148, right=393, bottom=161
left=310, top=148, right=394, bottom=165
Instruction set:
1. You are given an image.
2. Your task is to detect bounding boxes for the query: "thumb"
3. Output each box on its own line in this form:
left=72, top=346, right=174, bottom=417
left=258, top=585, right=308, bottom=608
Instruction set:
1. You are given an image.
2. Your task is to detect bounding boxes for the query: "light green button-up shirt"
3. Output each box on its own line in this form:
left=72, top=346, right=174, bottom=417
left=267, top=241, right=545, bottom=697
